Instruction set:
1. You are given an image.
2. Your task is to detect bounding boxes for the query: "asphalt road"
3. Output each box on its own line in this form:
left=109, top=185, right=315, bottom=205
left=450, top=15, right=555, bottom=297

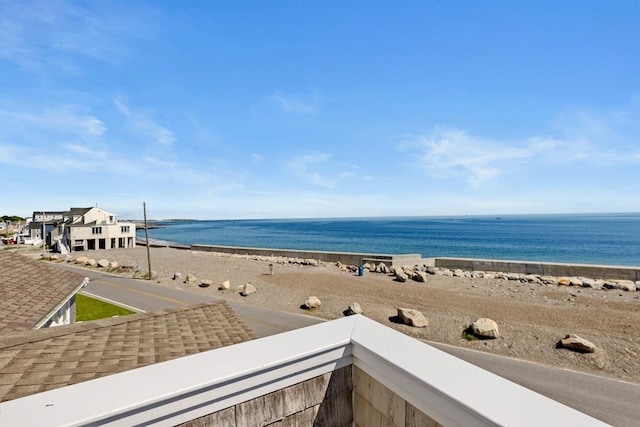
left=62, top=264, right=639, bottom=426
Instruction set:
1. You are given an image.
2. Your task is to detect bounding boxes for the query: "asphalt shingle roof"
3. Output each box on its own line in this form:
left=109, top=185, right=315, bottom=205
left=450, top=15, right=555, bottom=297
left=0, top=251, right=87, bottom=333
left=0, top=301, right=256, bottom=402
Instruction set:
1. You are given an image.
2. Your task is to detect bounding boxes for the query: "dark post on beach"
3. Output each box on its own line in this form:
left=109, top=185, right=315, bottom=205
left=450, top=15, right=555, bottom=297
left=143, top=202, right=152, bottom=280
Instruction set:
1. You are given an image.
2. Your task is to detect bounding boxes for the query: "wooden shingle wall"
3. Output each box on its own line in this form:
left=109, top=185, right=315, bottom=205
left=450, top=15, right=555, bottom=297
left=182, top=366, right=353, bottom=427
left=353, top=366, right=441, bottom=427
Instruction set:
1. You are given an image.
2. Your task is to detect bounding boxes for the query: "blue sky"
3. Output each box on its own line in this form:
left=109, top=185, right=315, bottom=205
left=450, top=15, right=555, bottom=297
left=1, top=0, right=638, bottom=220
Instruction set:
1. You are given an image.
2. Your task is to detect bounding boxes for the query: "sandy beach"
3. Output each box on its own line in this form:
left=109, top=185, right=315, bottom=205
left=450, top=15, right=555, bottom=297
left=40, top=246, right=640, bottom=383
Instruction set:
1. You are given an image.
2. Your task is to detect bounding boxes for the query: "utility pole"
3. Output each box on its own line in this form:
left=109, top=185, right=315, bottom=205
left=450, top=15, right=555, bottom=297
left=41, top=212, right=46, bottom=258
left=143, top=202, right=152, bottom=280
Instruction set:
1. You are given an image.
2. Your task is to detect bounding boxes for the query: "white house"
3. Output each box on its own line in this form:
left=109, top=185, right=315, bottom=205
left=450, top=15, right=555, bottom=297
left=52, top=207, right=136, bottom=253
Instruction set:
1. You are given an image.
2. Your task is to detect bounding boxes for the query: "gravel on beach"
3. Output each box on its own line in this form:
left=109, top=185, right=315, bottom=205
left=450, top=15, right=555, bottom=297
left=40, top=246, right=640, bottom=383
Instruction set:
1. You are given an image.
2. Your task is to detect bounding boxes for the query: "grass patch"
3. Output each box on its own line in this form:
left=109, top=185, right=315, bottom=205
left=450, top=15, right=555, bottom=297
left=462, top=326, right=480, bottom=341
left=76, top=294, right=135, bottom=322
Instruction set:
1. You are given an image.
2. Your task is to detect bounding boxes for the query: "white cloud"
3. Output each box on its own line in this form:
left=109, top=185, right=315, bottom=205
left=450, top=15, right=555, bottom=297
left=114, top=98, right=176, bottom=146
left=0, top=0, right=158, bottom=74
left=251, top=153, right=265, bottom=164
left=0, top=106, right=106, bottom=136
left=271, top=91, right=315, bottom=114
left=551, top=109, right=640, bottom=164
left=400, top=106, right=640, bottom=187
left=287, top=152, right=335, bottom=187
left=65, top=143, right=105, bottom=157
left=400, top=128, right=545, bottom=186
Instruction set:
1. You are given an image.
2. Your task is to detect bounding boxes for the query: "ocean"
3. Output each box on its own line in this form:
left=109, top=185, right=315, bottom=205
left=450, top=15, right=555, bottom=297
left=138, top=213, right=640, bottom=267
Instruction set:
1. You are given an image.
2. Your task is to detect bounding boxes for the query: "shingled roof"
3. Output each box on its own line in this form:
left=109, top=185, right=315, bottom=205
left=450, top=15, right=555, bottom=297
left=0, top=251, right=87, bottom=333
left=0, top=301, right=256, bottom=402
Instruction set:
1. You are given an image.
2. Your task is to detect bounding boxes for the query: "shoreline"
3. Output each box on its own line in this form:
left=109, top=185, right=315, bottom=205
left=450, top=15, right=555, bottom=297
left=139, top=239, right=640, bottom=279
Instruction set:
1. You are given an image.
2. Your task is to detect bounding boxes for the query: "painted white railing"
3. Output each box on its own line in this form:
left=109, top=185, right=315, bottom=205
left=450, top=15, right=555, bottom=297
left=0, top=316, right=607, bottom=427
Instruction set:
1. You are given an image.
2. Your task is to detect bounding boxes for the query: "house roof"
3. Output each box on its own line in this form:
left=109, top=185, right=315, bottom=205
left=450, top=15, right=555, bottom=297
left=0, top=251, right=87, bottom=333
left=0, top=301, right=256, bottom=402
left=69, top=208, right=92, bottom=217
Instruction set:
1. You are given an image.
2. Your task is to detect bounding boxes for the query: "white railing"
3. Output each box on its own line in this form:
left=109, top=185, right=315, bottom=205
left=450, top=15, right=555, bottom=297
left=0, top=316, right=607, bottom=427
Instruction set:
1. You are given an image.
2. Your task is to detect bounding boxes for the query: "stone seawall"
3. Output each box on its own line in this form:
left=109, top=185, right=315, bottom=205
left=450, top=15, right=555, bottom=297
left=434, top=257, right=640, bottom=281
left=190, top=244, right=422, bottom=267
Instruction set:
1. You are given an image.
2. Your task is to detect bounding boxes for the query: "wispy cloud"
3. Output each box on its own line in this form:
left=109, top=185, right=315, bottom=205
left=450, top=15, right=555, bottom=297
left=400, top=106, right=640, bottom=187
left=287, top=152, right=336, bottom=187
left=400, top=128, right=547, bottom=186
left=114, top=98, right=176, bottom=146
left=0, top=106, right=106, bottom=136
left=551, top=109, right=640, bottom=163
left=251, top=153, right=265, bottom=164
left=65, top=143, right=106, bottom=157
left=271, top=91, right=315, bottom=114
left=0, top=0, right=161, bottom=75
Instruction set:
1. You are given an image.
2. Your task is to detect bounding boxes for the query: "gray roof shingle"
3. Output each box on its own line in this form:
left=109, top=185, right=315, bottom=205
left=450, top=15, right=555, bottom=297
left=0, top=251, right=87, bottom=332
left=0, top=301, right=256, bottom=402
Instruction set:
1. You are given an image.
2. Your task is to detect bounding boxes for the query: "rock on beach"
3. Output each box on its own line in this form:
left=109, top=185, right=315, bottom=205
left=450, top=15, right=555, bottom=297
left=558, top=334, right=596, bottom=353
left=397, top=308, right=428, bottom=328
left=471, top=318, right=500, bottom=339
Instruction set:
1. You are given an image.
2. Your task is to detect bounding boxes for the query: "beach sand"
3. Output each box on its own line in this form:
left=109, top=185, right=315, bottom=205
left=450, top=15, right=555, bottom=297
left=43, top=246, right=640, bottom=383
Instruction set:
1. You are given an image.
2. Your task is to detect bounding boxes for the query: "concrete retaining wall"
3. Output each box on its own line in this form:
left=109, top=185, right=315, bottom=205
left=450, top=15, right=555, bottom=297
left=190, top=244, right=422, bottom=267
left=435, top=257, right=640, bottom=281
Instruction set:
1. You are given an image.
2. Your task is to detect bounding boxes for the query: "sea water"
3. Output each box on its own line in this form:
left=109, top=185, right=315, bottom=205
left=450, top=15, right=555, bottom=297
left=139, top=213, right=640, bottom=267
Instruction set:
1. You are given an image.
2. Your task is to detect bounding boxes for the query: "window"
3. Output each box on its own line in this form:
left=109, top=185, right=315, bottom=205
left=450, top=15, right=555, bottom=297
left=121, top=226, right=130, bottom=233
left=92, top=227, right=102, bottom=235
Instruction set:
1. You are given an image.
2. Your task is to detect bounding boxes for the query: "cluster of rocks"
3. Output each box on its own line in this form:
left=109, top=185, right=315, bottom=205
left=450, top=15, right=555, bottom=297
left=392, top=308, right=597, bottom=354
left=201, top=251, right=321, bottom=267
left=69, top=255, right=120, bottom=270
left=172, top=272, right=256, bottom=296
left=429, top=267, right=638, bottom=292
left=342, top=260, right=638, bottom=292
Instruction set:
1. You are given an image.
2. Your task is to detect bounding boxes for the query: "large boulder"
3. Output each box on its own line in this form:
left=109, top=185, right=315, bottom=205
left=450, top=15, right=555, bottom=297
left=525, top=275, right=541, bottom=284
left=413, top=271, right=428, bottom=283
left=471, top=318, right=500, bottom=339
left=219, top=280, right=231, bottom=290
left=75, top=256, right=88, bottom=264
left=185, top=274, right=197, bottom=284
left=375, top=263, right=390, bottom=274
left=395, top=271, right=408, bottom=282
left=108, top=261, right=119, bottom=269
left=241, top=283, right=256, bottom=296
left=97, top=259, right=110, bottom=268
left=604, top=280, right=636, bottom=292
left=397, top=308, right=428, bottom=328
left=345, top=302, right=363, bottom=316
left=568, top=277, right=583, bottom=287
left=86, top=259, right=97, bottom=267
left=541, top=276, right=557, bottom=285
left=199, top=279, right=212, bottom=288
left=304, top=296, right=322, bottom=309
left=580, top=277, right=596, bottom=288
left=173, top=272, right=182, bottom=280
left=558, top=334, right=596, bottom=353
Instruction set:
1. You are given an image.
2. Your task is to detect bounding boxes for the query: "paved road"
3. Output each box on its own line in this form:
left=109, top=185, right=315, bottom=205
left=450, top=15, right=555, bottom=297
left=63, top=264, right=639, bottom=426
left=68, top=265, right=322, bottom=337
